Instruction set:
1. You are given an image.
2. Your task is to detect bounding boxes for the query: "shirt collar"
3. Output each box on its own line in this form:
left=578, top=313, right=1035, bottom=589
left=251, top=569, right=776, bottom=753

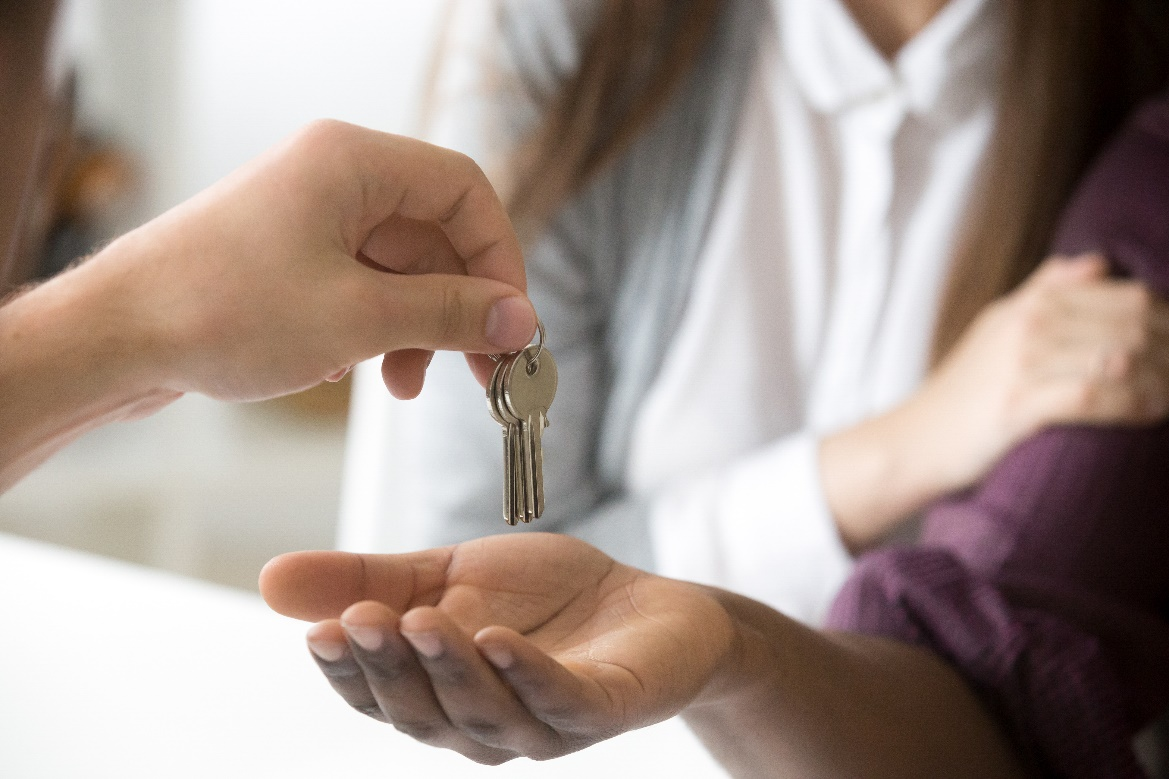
left=776, top=0, right=1002, bottom=117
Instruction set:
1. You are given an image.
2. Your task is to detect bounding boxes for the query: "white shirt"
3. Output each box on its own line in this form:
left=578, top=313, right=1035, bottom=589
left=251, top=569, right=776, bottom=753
left=629, top=0, right=1002, bottom=623
left=337, top=0, right=1004, bottom=627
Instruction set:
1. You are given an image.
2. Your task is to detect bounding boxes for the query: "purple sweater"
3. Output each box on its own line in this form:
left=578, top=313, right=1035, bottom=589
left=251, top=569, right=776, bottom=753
left=826, top=97, right=1169, bottom=779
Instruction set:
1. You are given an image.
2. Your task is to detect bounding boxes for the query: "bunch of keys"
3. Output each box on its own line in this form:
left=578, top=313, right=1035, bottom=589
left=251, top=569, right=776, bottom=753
left=487, top=321, right=557, bottom=525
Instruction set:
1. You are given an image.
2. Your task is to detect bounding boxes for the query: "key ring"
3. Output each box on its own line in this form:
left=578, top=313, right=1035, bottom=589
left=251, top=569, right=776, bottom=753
left=489, top=319, right=545, bottom=373
left=525, top=320, right=546, bottom=375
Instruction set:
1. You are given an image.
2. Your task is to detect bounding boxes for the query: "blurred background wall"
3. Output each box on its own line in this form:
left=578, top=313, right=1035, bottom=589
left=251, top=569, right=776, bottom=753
left=0, top=0, right=446, bottom=590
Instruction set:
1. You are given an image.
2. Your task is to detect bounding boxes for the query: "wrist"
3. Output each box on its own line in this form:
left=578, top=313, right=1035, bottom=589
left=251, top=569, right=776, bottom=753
left=683, top=587, right=816, bottom=777
left=689, top=588, right=784, bottom=711
left=821, top=395, right=963, bottom=551
left=53, top=236, right=170, bottom=396
left=0, top=242, right=178, bottom=487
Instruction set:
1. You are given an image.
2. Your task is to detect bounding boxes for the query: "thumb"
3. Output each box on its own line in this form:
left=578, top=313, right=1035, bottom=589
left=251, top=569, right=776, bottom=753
left=362, top=272, right=537, bottom=356
left=260, top=550, right=451, bottom=622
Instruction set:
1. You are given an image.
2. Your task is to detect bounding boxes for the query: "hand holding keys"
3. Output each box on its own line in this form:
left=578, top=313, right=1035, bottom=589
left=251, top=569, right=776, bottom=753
left=487, top=322, right=557, bottom=525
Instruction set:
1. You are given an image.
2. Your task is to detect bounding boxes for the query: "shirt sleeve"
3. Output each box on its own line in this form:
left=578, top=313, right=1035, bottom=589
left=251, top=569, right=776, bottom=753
left=648, top=432, right=854, bottom=626
left=825, top=94, right=1169, bottom=779
left=338, top=0, right=655, bottom=564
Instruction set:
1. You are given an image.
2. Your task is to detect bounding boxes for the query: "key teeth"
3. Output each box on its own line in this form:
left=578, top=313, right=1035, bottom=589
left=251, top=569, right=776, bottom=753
left=491, top=342, right=556, bottom=528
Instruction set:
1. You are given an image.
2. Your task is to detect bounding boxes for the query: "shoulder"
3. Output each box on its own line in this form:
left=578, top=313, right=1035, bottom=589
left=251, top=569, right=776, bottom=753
left=428, top=1, right=603, bottom=160
left=442, top=0, right=600, bottom=101
left=1053, top=92, right=1169, bottom=293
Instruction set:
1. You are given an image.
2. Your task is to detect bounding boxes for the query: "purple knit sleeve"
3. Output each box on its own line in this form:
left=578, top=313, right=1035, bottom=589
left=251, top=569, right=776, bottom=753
left=826, top=96, right=1169, bottom=779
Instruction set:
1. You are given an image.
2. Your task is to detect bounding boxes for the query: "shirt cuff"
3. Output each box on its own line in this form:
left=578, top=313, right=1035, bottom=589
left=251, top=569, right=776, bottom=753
left=647, top=432, right=854, bottom=625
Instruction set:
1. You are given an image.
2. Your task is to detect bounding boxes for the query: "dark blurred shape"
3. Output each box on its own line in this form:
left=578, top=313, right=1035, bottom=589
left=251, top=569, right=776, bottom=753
left=0, top=0, right=57, bottom=291
left=16, top=70, right=139, bottom=285
left=39, top=130, right=138, bottom=279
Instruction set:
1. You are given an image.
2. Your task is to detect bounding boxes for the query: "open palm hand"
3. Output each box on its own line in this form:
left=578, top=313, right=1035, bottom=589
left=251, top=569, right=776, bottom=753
left=260, top=533, right=733, bottom=764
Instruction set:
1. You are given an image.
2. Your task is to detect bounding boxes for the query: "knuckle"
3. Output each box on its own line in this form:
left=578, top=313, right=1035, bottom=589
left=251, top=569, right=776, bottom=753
left=530, top=735, right=586, bottom=762
left=1000, top=387, right=1028, bottom=428
left=1067, top=380, right=1099, bottom=416
left=469, top=750, right=515, bottom=767
left=532, top=700, right=579, bottom=726
left=437, top=153, right=488, bottom=226
left=427, top=654, right=474, bottom=687
left=361, top=652, right=414, bottom=683
left=449, top=149, right=485, bottom=184
left=1011, top=296, right=1048, bottom=339
left=393, top=719, right=442, bottom=742
left=287, top=120, right=357, bottom=183
left=1109, top=349, right=1136, bottom=381
left=1125, top=284, right=1154, bottom=316
left=458, top=718, right=506, bottom=743
left=438, top=284, right=467, bottom=343
left=319, top=662, right=362, bottom=681
left=1125, top=325, right=1151, bottom=356
left=293, top=118, right=349, bottom=153
left=353, top=703, right=387, bottom=722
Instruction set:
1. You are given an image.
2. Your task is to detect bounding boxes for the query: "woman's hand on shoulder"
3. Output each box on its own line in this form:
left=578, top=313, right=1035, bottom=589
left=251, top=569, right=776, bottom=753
left=922, top=253, right=1169, bottom=484
left=823, top=253, right=1169, bottom=550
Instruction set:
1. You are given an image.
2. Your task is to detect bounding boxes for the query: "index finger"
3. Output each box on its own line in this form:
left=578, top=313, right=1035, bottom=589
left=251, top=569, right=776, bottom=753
left=338, top=125, right=526, bottom=292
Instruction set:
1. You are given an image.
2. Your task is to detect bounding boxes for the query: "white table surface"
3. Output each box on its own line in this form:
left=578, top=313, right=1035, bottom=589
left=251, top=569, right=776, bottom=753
left=0, top=533, right=727, bottom=778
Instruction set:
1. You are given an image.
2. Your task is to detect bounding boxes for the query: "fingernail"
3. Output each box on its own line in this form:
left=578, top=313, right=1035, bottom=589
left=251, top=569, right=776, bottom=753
left=344, top=624, right=384, bottom=653
left=481, top=644, right=513, bottom=670
left=402, top=631, right=443, bottom=659
left=325, top=366, right=352, bottom=383
left=307, top=636, right=347, bottom=663
left=486, top=296, right=536, bottom=351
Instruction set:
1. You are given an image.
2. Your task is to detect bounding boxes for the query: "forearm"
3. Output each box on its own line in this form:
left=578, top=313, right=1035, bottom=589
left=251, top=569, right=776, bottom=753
left=685, top=588, right=1024, bottom=779
left=819, top=394, right=966, bottom=552
left=0, top=240, right=174, bottom=491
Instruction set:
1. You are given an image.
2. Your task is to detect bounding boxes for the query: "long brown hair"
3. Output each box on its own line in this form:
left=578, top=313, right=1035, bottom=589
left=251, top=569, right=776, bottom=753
left=495, top=0, right=1169, bottom=363
left=0, top=0, right=58, bottom=289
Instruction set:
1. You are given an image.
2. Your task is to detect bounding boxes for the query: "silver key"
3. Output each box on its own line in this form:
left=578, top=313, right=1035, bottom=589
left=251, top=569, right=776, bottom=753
left=488, top=353, right=527, bottom=525
left=487, top=357, right=517, bottom=524
left=503, top=344, right=557, bottom=521
left=499, top=355, right=528, bottom=524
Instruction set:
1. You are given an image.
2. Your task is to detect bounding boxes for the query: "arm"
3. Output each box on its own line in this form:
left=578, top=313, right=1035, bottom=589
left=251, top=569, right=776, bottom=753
left=821, top=250, right=1169, bottom=552
left=822, top=98, right=1169, bottom=551
left=260, top=534, right=1024, bottom=778
left=0, top=121, right=537, bottom=492
left=688, top=590, right=1023, bottom=779
left=645, top=242, right=1168, bottom=617
left=825, top=94, right=1169, bottom=778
